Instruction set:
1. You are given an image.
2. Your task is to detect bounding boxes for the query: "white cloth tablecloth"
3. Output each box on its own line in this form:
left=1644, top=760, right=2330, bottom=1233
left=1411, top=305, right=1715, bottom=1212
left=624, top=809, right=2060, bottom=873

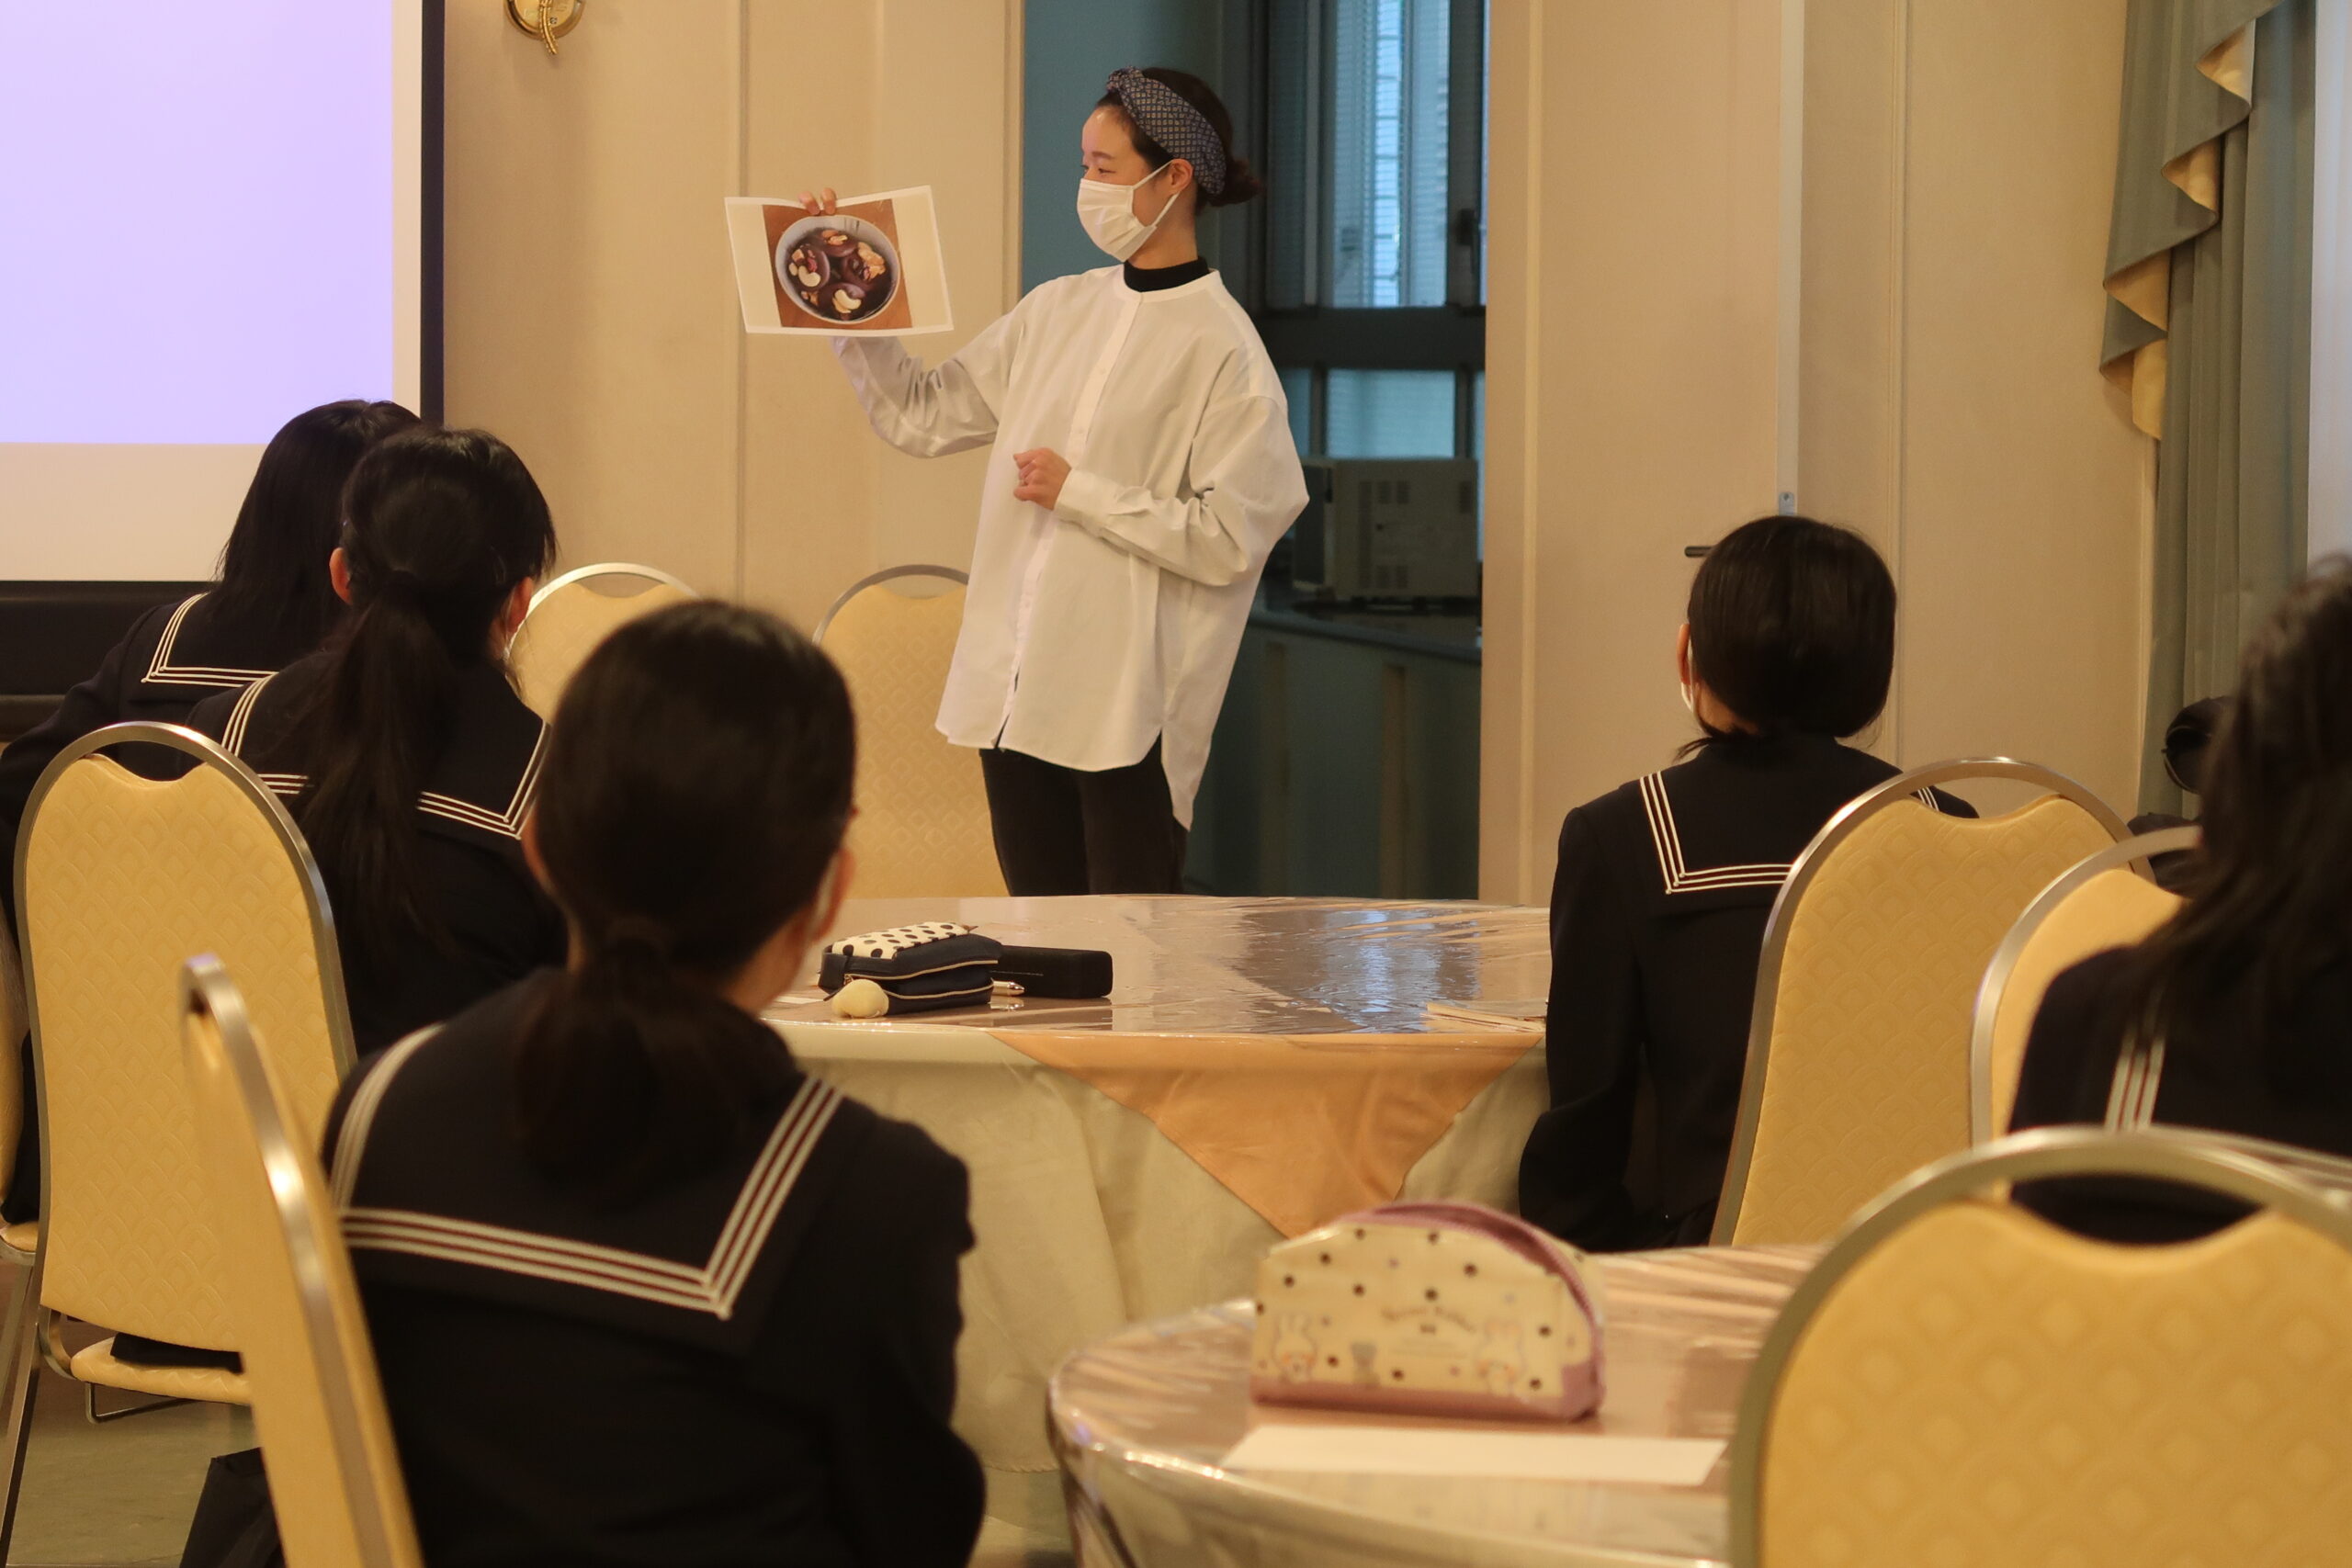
left=1050, top=1247, right=1819, bottom=1567
left=764, top=896, right=1552, bottom=1538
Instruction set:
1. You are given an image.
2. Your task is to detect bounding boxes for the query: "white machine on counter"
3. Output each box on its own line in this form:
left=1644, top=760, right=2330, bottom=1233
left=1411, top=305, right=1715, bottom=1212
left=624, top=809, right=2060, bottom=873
left=1289, top=458, right=1481, bottom=602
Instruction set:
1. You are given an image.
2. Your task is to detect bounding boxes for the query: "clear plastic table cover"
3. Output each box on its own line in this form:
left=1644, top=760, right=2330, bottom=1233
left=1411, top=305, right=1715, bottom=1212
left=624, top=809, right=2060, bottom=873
left=1049, top=1247, right=1821, bottom=1568
left=767, top=896, right=1551, bottom=1036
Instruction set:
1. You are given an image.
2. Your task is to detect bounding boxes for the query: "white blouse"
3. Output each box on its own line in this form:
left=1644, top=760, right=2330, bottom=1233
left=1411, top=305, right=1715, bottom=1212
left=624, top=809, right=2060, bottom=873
left=832, top=265, right=1306, bottom=826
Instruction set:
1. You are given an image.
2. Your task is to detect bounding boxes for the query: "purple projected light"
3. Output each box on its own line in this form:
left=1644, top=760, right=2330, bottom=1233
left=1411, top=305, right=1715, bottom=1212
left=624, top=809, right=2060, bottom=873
left=0, top=5, right=395, bottom=445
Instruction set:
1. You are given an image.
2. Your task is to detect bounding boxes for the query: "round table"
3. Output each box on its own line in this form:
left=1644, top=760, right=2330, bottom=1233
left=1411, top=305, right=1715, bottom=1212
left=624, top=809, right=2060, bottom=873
left=1049, top=1247, right=1818, bottom=1568
left=764, top=895, right=1553, bottom=1539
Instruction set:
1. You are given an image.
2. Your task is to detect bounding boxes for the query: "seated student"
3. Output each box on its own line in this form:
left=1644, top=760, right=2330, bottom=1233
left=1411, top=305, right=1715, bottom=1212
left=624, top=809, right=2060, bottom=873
left=188, top=425, right=563, bottom=1053
left=325, top=602, right=983, bottom=1566
left=2126, top=695, right=2226, bottom=891
left=1519, top=514, right=1968, bottom=1251
left=0, top=399, right=414, bottom=1227
left=0, top=398, right=417, bottom=919
left=2011, top=563, right=2352, bottom=1242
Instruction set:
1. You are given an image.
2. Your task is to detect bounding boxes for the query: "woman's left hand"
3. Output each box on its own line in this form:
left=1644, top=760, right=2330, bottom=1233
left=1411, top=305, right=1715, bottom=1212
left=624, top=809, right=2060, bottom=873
left=1012, top=448, right=1071, bottom=512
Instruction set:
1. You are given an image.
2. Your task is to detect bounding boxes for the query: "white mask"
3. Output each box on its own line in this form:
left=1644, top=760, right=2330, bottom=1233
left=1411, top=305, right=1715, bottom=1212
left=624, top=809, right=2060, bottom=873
left=1077, top=164, right=1175, bottom=261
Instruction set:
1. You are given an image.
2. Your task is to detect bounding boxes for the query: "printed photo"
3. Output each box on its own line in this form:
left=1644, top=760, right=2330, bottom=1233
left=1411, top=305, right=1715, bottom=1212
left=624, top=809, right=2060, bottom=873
left=725, top=186, right=953, bottom=337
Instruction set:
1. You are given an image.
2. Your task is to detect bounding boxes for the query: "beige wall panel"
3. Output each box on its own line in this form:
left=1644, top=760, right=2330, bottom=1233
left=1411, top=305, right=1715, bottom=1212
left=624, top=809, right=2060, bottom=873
left=1482, top=0, right=1536, bottom=902
left=738, top=0, right=1020, bottom=627
left=444, top=2, right=1018, bottom=632
left=740, top=0, right=880, bottom=628
left=865, top=0, right=1021, bottom=577
left=442, top=3, right=743, bottom=594
left=1483, top=0, right=1785, bottom=903
left=1795, top=0, right=1902, bottom=585
left=1894, top=0, right=2143, bottom=808
left=1488, top=0, right=2149, bottom=896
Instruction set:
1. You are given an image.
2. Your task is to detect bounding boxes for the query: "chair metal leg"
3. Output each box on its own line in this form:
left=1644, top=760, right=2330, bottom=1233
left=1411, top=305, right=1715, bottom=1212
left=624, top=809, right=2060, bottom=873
left=32, top=1312, right=195, bottom=1424
left=33, top=1307, right=70, bottom=1382
left=84, top=1383, right=192, bottom=1424
left=0, top=1258, right=46, bottom=1564
left=30, top=1308, right=193, bottom=1424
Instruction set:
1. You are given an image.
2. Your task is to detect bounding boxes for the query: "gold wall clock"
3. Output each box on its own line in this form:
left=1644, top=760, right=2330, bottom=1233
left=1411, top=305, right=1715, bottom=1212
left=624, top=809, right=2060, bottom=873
left=505, top=0, right=584, bottom=54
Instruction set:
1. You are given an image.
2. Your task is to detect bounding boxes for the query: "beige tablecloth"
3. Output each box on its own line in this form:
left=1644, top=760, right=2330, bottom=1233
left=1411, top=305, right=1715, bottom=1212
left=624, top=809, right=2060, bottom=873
left=1050, top=1247, right=1820, bottom=1568
left=765, top=896, right=1552, bottom=1535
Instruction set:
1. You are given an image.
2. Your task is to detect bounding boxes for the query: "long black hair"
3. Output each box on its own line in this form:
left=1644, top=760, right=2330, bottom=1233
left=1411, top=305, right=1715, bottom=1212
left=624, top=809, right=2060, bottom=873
left=209, top=400, right=420, bottom=664
left=1685, top=515, right=1895, bottom=747
left=297, top=426, right=555, bottom=976
left=2104, top=562, right=2352, bottom=1085
left=512, top=602, right=856, bottom=1198
left=1094, top=68, right=1265, bottom=207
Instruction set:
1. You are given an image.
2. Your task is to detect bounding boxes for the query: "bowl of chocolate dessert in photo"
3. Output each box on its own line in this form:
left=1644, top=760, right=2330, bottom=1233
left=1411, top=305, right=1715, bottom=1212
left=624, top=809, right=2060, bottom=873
left=775, top=213, right=900, bottom=325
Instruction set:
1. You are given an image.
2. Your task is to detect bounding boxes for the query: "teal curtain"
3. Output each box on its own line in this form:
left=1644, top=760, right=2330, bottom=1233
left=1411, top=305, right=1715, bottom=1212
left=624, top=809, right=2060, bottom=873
left=2100, top=0, right=2313, bottom=815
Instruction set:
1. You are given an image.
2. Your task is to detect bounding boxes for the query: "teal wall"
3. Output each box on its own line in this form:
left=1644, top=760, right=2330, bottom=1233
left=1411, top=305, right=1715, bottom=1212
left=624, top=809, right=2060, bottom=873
left=1020, top=0, right=1226, bottom=293
left=1188, top=621, right=1482, bottom=899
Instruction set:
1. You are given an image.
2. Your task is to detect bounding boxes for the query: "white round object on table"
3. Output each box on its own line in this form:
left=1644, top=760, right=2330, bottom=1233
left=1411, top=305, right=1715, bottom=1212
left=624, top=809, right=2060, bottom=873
left=831, top=977, right=890, bottom=1019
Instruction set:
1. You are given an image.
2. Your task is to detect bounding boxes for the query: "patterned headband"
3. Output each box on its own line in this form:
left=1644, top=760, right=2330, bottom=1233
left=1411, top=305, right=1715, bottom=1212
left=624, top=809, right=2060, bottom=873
left=1106, top=67, right=1227, bottom=197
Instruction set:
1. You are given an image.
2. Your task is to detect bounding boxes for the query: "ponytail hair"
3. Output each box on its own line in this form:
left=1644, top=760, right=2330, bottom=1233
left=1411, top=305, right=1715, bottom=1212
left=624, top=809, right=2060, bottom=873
left=512, top=602, right=856, bottom=1197
left=296, top=427, right=555, bottom=977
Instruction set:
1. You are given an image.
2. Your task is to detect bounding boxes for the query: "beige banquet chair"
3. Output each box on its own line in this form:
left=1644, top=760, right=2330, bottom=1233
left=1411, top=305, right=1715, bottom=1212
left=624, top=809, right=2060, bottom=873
left=508, top=562, right=697, bottom=718
left=1713, top=761, right=2125, bottom=1246
left=0, top=917, right=30, bottom=1257
left=1969, top=826, right=2196, bottom=1142
left=1730, top=1126, right=2352, bottom=1567
left=817, top=566, right=1006, bottom=897
left=183, top=957, right=423, bottom=1568
left=0, top=722, right=355, bottom=1551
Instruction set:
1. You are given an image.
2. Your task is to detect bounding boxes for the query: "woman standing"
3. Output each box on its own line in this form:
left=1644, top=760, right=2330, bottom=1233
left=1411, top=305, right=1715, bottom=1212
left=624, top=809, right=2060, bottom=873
left=810, top=66, right=1306, bottom=895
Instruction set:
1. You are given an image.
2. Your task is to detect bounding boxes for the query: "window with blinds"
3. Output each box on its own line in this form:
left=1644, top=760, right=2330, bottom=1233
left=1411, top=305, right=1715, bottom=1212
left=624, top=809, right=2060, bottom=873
left=1329, top=0, right=1452, bottom=309
left=1245, top=0, right=1485, bottom=462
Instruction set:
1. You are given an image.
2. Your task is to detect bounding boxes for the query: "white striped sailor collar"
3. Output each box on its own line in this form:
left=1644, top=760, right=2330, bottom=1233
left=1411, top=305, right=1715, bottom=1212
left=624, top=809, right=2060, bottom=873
left=138, top=593, right=277, bottom=692
left=1639, top=769, right=1944, bottom=897
left=328, top=1011, right=855, bottom=1350
left=220, top=659, right=546, bottom=845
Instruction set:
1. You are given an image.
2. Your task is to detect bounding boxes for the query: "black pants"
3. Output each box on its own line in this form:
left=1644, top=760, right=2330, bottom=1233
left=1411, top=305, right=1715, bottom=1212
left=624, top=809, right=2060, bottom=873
left=978, top=741, right=1188, bottom=896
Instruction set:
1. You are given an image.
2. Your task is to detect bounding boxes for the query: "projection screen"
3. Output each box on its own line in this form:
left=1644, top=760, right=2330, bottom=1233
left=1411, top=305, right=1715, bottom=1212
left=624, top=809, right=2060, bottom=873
left=0, top=1, right=437, bottom=582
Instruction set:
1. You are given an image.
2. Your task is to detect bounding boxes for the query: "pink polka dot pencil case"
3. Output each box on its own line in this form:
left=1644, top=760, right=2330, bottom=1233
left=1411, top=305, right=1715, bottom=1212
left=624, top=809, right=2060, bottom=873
left=1249, top=1201, right=1605, bottom=1422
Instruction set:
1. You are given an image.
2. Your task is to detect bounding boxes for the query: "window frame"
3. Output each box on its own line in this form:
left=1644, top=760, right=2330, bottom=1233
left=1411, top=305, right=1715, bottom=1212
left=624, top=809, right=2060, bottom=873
left=1228, top=0, right=1487, bottom=461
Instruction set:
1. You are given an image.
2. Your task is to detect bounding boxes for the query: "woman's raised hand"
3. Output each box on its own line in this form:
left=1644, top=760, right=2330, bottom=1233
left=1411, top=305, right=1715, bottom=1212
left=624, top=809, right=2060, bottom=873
left=796, top=187, right=841, bottom=215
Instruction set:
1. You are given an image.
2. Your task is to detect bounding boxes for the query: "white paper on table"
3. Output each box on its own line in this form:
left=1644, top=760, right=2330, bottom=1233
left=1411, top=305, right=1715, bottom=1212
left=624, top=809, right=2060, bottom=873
left=1425, top=998, right=1547, bottom=1031
left=1224, top=1422, right=1724, bottom=1486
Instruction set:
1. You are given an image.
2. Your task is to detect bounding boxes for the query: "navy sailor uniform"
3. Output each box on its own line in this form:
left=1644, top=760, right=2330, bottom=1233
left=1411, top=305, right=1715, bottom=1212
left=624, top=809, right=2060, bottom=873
left=0, top=591, right=297, bottom=923
left=324, top=976, right=984, bottom=1568
left=2010, top=948, right=2352, bottom=1242
left=2, top=590, right=318, bottom=1222
left=187, top=652, right=565, bottom=1054
left=1519, top=731, right=1972, bottom=1252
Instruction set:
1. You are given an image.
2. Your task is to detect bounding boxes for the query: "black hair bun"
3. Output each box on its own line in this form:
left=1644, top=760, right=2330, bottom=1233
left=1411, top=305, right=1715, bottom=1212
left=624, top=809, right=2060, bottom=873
left=1211, top=153, right=1265, bottom=208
